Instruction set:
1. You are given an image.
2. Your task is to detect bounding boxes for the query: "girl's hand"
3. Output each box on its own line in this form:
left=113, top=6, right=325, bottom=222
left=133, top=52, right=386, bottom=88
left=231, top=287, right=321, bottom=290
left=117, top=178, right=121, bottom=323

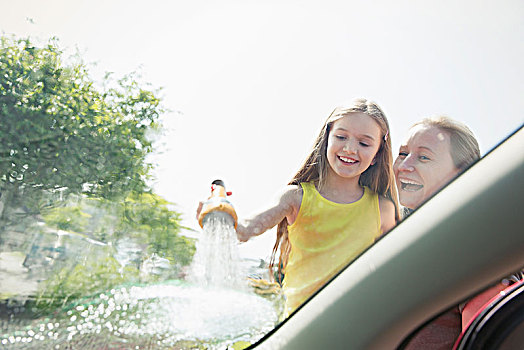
left=195, top=201, right=203, bottom=221
left=235, top=225, right=253, bottom=242
left=196, top=198, right=252, bottom=242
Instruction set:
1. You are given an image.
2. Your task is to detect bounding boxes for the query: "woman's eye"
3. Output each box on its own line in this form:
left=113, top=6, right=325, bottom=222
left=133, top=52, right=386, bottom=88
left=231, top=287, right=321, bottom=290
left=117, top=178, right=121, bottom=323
left=398, top=152, right=408, bottom=158
left=419, top=155, right=430, bottom=161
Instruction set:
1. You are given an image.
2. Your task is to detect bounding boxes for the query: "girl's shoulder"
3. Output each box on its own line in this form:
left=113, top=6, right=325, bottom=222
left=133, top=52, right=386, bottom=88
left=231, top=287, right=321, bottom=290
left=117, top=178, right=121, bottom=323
left=378, top=195, right=396, bottom=233
left=261, top=185, right=303, bottom=227
left=278, top=184, right=303, bottom=208
left=378, top=195, right=395, bottom=211
left=280, top=184, right=303, bottom=226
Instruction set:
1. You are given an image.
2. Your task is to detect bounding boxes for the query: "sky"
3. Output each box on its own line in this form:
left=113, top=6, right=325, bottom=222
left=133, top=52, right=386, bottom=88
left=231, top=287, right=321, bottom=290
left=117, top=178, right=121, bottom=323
left=1, top=0, right=523, bottom=259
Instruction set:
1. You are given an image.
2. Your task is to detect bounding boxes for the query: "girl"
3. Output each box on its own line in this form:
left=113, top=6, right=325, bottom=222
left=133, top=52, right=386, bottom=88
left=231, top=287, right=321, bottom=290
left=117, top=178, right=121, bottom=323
left=202, top=98, right=399, bottom=316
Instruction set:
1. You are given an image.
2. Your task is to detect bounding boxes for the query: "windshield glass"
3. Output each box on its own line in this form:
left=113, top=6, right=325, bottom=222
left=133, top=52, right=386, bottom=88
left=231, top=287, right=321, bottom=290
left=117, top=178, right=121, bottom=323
left=1, top=1, right=522, bottom=349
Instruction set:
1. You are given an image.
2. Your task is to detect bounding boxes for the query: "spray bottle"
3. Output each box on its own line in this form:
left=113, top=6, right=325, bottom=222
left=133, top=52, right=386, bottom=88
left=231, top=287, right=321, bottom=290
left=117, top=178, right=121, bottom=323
left=198, top=179, right=238, bottom=229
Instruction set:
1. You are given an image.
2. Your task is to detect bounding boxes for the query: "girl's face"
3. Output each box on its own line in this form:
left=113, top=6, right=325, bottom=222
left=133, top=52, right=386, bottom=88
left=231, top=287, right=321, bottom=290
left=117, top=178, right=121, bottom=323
left=326, top=113, right=382, bottom=182
left=393, top=125, right=458, bottom=209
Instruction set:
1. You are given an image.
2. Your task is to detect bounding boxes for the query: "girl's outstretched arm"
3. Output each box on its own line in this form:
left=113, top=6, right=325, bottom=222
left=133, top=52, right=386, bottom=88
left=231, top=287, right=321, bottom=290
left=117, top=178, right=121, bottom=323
left=236, top=185, right=302, bottom=242
left=378, top=196, right=396, bottom=235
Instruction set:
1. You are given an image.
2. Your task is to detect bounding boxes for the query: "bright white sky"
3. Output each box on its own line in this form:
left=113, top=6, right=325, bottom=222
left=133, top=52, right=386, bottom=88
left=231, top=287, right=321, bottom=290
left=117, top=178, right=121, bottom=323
left=2, top=0, right=523, bottom=259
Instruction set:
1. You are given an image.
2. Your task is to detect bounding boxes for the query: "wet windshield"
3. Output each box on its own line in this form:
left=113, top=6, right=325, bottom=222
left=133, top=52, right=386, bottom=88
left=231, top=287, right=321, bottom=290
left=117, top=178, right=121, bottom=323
left=1, top=1, right=523, bottom=349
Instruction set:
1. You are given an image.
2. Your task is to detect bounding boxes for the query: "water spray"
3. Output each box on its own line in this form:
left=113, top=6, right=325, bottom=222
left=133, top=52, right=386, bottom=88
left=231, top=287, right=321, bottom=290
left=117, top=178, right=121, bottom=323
left=198, top=179, right=238, bottom=229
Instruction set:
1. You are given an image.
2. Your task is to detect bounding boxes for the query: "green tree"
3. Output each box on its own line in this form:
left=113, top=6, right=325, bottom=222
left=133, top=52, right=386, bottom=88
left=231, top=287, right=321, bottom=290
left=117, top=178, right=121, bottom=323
left=43, top=204, right=91, bottom=232
left=41, top=193, right=196, bottom=269
left=115, top=192, right=196, bottom=266
left=0, top=34, right=163, bottom=220
left=0, top=34, right=198, bottom=313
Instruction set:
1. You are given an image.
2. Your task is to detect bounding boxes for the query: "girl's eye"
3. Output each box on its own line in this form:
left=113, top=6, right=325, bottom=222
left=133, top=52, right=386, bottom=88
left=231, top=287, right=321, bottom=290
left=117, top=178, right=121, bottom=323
left=398, top=152, right=408, bottom=158
left=359, top=142, right=369, bottom=147
left=419, top=155, right=431, bottom=161
left=335, top=135, right=346, bottom=140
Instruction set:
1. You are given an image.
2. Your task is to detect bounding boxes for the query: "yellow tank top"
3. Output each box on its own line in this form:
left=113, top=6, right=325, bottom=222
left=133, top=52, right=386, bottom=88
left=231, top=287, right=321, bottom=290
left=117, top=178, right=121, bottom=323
left=283, top=182, right=381, bottom=315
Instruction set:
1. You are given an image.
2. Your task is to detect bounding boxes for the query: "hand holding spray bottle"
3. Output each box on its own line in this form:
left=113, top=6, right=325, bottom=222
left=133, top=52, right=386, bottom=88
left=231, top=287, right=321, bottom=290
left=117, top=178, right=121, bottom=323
left=197, top=179, right=238, bottom=229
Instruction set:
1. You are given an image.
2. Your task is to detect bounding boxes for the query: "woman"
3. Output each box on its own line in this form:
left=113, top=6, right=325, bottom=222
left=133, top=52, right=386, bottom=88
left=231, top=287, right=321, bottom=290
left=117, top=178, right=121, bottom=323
left=393, top=116, right=480, bottom=349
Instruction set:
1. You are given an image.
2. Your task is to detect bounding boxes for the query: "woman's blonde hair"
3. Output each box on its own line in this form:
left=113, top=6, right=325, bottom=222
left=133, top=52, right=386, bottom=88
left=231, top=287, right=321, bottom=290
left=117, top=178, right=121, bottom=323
left=413, top=116, right=480, bottom=171
left=269, top=97, right=400, bottom=283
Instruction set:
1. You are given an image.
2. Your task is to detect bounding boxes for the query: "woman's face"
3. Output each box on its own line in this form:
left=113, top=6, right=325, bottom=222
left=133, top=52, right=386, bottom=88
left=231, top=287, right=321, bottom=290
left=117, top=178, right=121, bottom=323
left=393, top=125, right=458, bottom=209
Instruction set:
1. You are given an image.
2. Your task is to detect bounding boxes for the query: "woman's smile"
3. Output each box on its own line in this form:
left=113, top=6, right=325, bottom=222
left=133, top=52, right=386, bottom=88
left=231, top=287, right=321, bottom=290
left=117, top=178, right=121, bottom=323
left=398, top=177, right=423, bottom=192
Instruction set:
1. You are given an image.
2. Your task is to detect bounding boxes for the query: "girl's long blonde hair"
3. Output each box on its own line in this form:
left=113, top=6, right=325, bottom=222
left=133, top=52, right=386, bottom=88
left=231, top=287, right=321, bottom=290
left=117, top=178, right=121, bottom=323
left=269, top=98, right=400, bottom=283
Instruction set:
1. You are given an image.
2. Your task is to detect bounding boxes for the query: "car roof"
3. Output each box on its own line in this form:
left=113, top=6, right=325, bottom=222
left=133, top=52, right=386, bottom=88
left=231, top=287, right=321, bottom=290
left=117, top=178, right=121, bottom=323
left=253, top=125, right=524, bottom=349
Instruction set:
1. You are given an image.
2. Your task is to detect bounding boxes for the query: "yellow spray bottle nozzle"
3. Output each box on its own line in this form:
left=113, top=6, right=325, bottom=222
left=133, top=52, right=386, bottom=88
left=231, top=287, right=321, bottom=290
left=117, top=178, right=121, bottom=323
left=198, top=180, right=238, bottom=229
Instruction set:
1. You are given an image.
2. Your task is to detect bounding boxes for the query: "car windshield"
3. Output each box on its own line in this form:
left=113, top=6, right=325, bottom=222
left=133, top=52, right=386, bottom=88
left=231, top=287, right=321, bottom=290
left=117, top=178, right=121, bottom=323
left=1, top=2, right=522, bottom=349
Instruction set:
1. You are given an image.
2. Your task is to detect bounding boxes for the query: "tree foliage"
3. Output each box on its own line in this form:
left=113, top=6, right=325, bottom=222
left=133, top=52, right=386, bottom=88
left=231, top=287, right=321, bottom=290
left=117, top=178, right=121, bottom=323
left=0, top=35, right=163, bottom=215
left=0, top=35, right=196, bottom=303
left=116, top=192, right=196, bottom=266
left=42, top=193, right=196, bottom=267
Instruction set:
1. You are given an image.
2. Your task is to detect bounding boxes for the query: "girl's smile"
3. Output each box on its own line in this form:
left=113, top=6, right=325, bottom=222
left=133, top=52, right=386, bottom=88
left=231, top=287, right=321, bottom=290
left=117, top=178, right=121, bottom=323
left=338, top=155, right=358, bottom=164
